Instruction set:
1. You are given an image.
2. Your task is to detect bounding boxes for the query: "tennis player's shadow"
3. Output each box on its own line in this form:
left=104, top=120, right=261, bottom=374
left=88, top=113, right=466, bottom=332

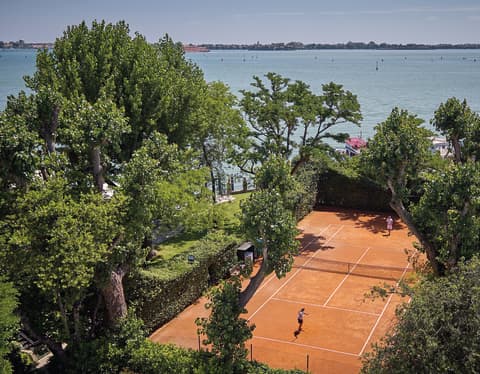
left=293, top=329, right=301, bottom=340
left=298, top=233, right=334, bottom=255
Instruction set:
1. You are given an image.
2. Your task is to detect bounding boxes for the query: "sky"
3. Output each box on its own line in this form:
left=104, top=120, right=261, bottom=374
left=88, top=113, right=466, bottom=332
left=1, top=0, right=480, bottom=44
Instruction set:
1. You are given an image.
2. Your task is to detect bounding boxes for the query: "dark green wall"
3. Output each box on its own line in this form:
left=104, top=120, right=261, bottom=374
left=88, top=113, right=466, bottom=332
left=315, top=168, right=392, bottom=212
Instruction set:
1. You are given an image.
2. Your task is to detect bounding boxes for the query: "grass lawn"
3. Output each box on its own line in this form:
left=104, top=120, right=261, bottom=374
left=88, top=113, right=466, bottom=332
left=150, top=192, right=251, bottom=263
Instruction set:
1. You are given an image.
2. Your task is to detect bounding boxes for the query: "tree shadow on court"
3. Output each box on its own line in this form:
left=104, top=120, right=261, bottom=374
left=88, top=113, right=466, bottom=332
left=332, top=209, right=402, bottom=235
left=298, top=233, right=334, bottom=254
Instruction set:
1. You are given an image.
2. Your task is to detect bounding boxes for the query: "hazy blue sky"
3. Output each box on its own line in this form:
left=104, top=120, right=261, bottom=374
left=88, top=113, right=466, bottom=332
left=1, top=0, right=480, bottom=44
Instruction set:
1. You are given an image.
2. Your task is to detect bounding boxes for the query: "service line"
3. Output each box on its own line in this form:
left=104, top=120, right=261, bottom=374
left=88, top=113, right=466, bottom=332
left=253, top=335, right=359, bottom=357
left=271, top=297, right=380, bottom=317
left=254, top=224, right=333, bottom=294
left=248, top=225, right=345, bottom=322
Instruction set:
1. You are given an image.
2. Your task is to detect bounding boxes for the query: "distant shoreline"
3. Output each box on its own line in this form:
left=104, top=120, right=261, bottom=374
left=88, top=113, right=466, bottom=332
left=2, top=41, right=480, bottom=51
left=200, top=42, right=480, bottom=51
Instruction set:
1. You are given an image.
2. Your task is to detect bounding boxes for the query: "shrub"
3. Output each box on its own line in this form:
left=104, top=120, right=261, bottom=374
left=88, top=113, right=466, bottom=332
left=125, top=232, right=238, bottom=332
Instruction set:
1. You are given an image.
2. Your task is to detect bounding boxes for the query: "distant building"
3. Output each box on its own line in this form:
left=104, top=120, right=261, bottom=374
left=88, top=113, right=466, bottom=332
left=0, top=40, right=53, bottom=49
left=182, top=44, right=209, bottom=53
left=345, top=137, right=367, bottom=156
left=430, top=136, right=450, bottom=158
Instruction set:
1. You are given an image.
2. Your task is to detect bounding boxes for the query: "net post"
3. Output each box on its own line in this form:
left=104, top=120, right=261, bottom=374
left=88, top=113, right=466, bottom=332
left=306, top=354, right=310, bottom=372
left=250, top=343, right=253, bottom=362
left=198, top=334, right=201, bottom=351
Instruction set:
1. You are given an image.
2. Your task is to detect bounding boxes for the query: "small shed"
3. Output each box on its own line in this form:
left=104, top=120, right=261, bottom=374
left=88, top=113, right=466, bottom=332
left=236, top=241, right=255, bottom=262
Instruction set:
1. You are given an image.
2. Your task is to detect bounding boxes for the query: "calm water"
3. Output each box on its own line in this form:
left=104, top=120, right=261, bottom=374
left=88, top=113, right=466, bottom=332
left=1, top=48, right=480, bottom=140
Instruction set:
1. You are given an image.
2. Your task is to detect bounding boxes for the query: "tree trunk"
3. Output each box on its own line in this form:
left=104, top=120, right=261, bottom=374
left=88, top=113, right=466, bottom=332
left=290, top=155, right=308, bottom=176
left=46, top=105, right=59, bottom=154
left=101, top=267, right=128, bottom=326
left=387, top=185, right=443, bottom=276
left=451, top=135, right=462, bottom=163
left=91, top=293, right=103, bottom=335
left=56, top=290, right=70, bottom=339
left=91, top=145, right=105, bottom=192
left=447, top=201, right=470, bottom=268
left=239, top=248, right=268, bottom=308
left=202, top=143, right=217, bottom=203
left=41, top=105, right=59, bottom=155
left=73, top=301, right=81, bottom=342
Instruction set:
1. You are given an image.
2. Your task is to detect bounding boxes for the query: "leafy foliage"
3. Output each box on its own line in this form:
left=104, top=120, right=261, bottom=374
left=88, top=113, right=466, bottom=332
left=196, top=277, right=255, bottom=372
left=0, top=20, right=216, bottom=367
left=241, top=189, right=299, bottom=278
left=360, top=107, right=432, bottom=201
left=412, top=162, right=480, bottom=267
left=431, top=97, right=480, bottom=162
left=237, top=72, right=362, bottom=174
left=193, top=81, right=247, bottom=201
left=361, top=101, right=480, bottom=273
left=0, top=278, right=18, bottom=374
left=362, top=256, right=480, bottom=373
left=2, top=176, right=119, bottom=342
left=126, top=232, right=237, bottom=331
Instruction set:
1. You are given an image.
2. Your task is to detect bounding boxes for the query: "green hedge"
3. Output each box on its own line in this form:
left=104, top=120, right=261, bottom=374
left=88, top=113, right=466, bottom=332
left=293, top=161, right=323, bottom=221
left=126, top=232, right=238, bottom=332
left=316, top=168, right=392, bottom=212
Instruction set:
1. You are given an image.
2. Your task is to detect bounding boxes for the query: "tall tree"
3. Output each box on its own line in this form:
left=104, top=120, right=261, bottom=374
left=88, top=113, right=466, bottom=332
left=193, top=81, right=247, bottom=202
left=196, top=278, right=255, bottom=372
left=0, top=20, right=211, bottom=366
left=360, top=108, right=441, bottom=273
left=26, top=22, right=205, bottom=162
left=411, top=161, right=480, bottom=269
left=362, top=101, right=480, bottom=274
left=239, top=157, right=300, bottom=307
left=431, top=97, right=480, bottom=163
left=237, top=72, right=362, bottom=174
left=1, top=176, right=119, bottom=362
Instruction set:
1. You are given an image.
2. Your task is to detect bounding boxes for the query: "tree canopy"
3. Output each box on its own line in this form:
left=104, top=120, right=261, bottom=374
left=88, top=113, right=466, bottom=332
left=362, top=256, right=480, bottom=373
left=0, top=278, right=18, bottom=374
left=237, top=72, right=362, bottom=175
left=238, top=157, right=300, bottom=307
left=0, top=20, right=215, bottom=368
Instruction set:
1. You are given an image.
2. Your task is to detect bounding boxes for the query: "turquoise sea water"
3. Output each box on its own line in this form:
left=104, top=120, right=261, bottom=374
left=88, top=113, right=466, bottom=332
left=1, top=48, right=480, bottom=140
left=0, top=49, right=36, bottom=109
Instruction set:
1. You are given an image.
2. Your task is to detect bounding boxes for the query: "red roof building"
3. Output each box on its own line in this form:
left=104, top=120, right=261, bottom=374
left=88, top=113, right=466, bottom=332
left=345, top=137, right=367, bottom=156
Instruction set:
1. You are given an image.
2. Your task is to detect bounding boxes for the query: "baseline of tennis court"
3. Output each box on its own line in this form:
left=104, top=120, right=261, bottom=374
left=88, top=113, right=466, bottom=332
left=150, top=208, right=416, bottom=373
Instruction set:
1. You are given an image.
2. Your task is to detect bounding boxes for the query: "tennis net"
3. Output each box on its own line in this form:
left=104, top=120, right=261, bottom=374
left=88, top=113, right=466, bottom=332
left=293, top=257, right=412, bottom=281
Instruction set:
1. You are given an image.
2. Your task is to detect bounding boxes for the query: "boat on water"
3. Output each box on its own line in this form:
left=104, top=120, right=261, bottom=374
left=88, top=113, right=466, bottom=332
left=182, top=44, right=210, bottom=53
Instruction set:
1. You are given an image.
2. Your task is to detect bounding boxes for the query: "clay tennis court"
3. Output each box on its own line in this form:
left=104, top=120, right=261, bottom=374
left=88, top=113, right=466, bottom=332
left=150, top=208, right=416, bottom=373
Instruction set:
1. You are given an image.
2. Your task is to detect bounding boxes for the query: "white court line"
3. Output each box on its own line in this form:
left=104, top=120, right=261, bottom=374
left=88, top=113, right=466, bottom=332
left=323, top=247, right=371, bottom=307
left=358, top=264, right=411, bottom=356
left=298, top=224, right=334, bottom=253
left=254, top=224, right=333, bottom=294
left=247, top=225, right=345, bottom=322
left=253, top=335, right=359, bottom=357
left=271, top=297, right=380, bottom=317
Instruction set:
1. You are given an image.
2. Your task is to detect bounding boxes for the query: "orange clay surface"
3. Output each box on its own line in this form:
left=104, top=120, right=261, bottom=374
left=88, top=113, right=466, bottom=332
left=150, top=208, right=417, bottom=373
